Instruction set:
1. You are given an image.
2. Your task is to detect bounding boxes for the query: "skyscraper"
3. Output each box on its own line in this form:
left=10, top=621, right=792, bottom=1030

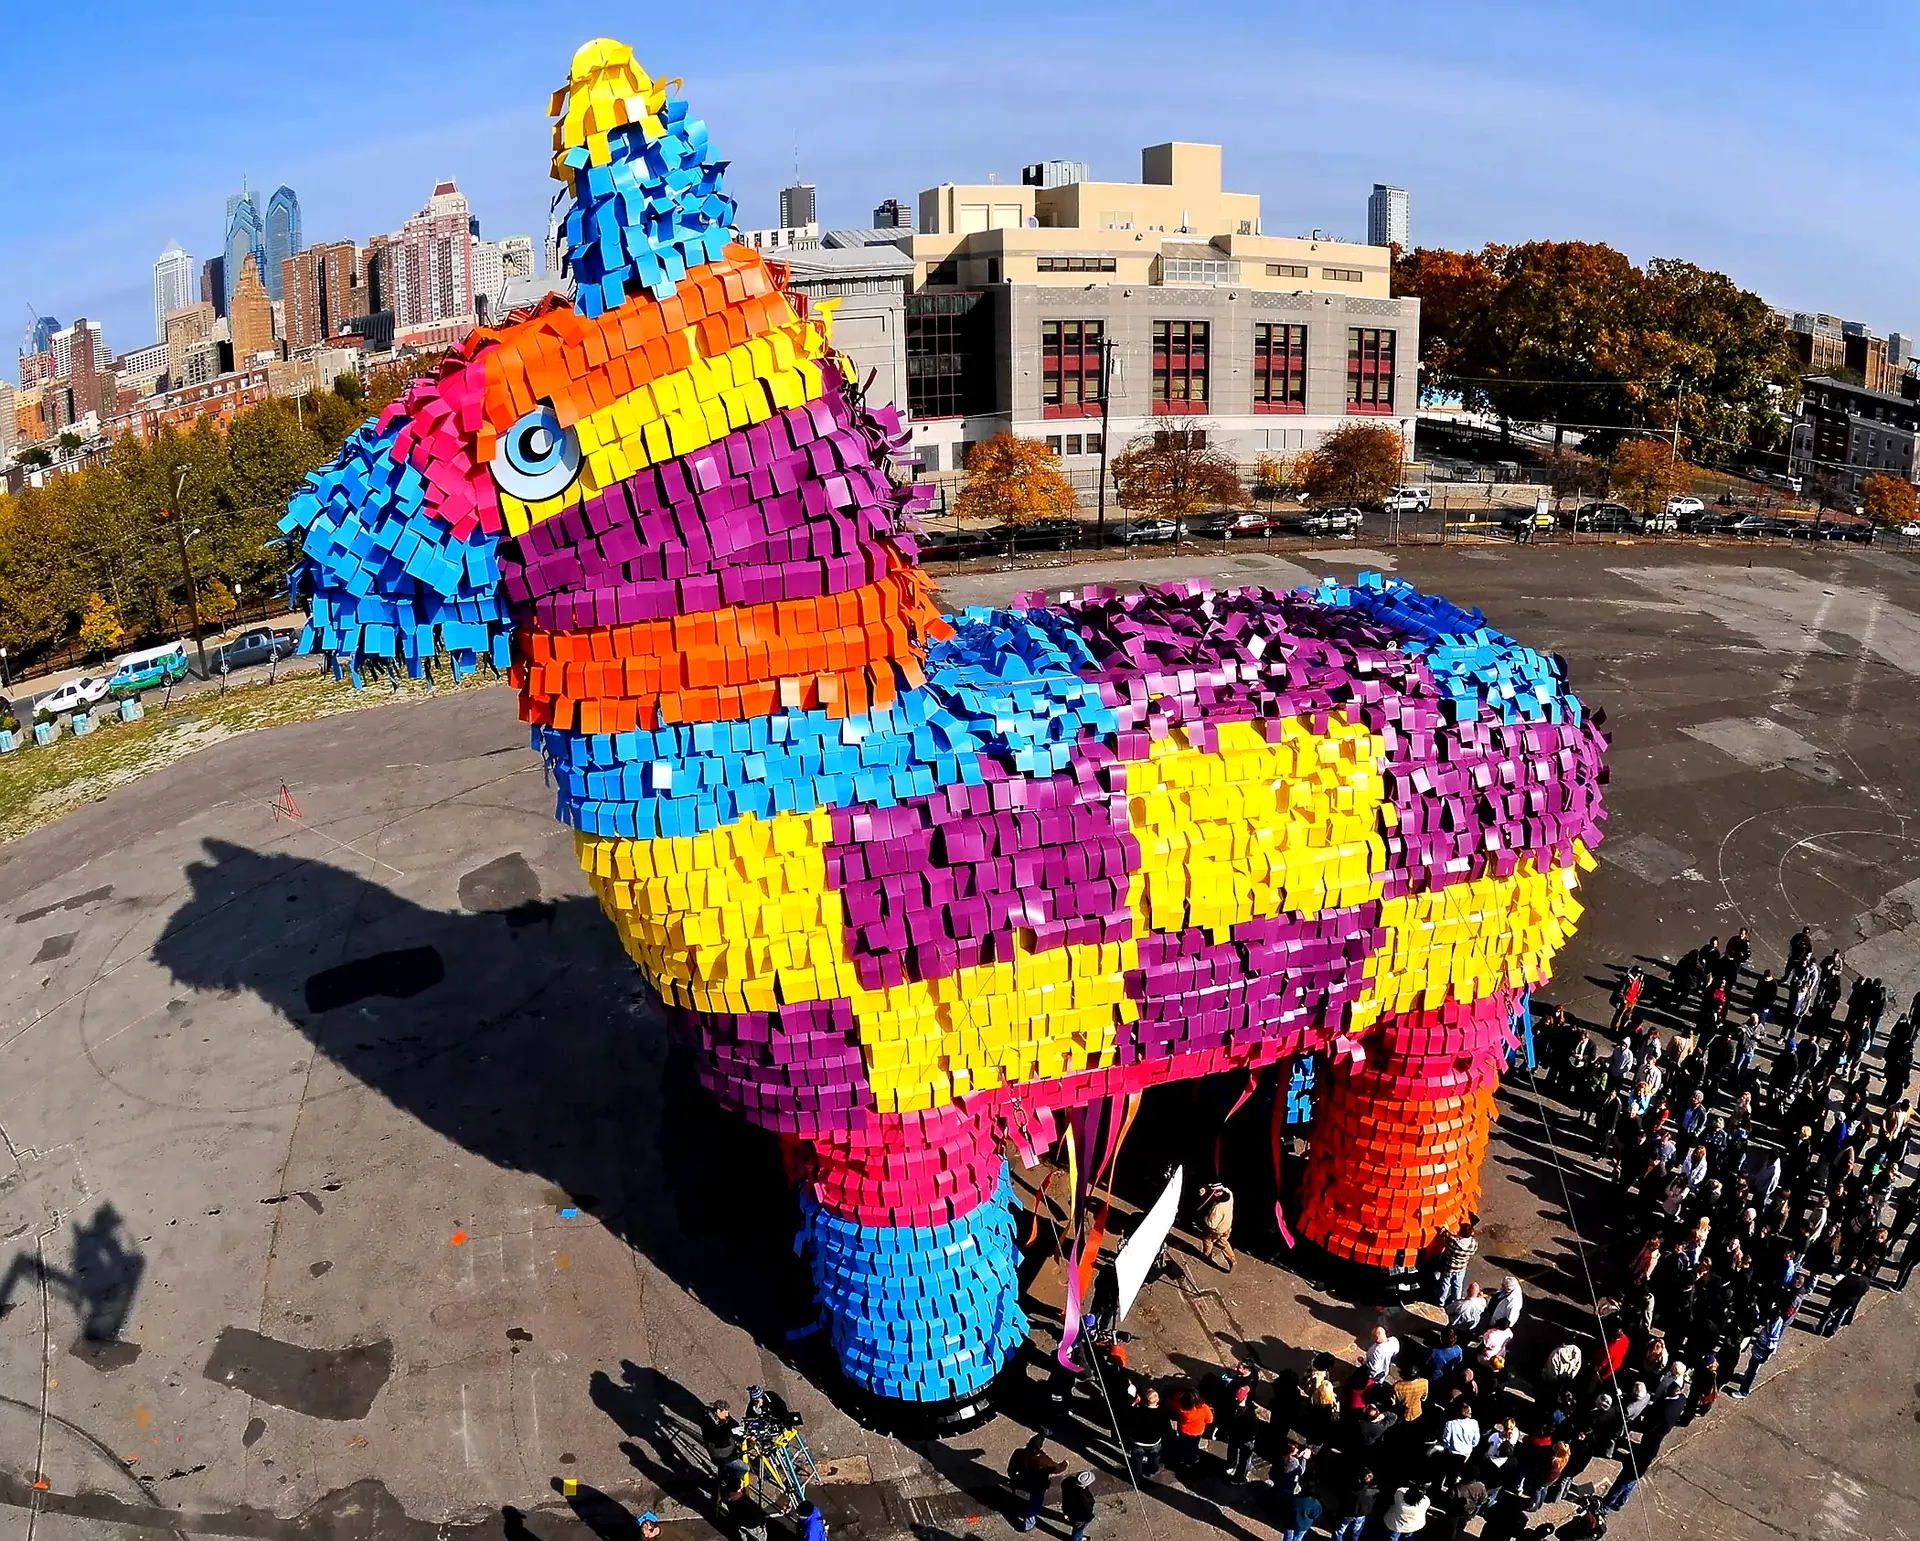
left=1367, top=184, right=1409, bottom=251
left=872, top=198, right=913, bottom=229
left=284, top=242, right=366, bottom=351
left=390, top=181, right=476, bottom=333
left=498, top=233, right=535, bottom=280
left=779, top=182, right=816, bottom=228
left=224, top=185, right=266, bottom=316
left=23, top=315, right=59, bottom=358
left=153, top=242, right=194, bottom=344
left=264, top=186, right=303, bottom=302
left=200, top=257, right=226, bottom=317
left=229, top=254, right=277, bottom=364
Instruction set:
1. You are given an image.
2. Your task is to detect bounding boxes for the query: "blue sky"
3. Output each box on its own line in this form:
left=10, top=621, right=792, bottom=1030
left=5, top=0, right=1917, bottom=378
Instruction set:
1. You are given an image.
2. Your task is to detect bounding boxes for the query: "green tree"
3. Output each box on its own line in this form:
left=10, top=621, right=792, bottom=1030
left=18, top=444, right=51, bottom=468
left=56, top=431, right=83, bottom=456
left=1301, top=424, right=1405, bottom=506
left=78, top=593, right=125, bottom=657
left=333, top=371, right=365, bottom=407
left=1863, top=473, right=1919, bottom=529
left=1112, top=427, right=1247, bottom=520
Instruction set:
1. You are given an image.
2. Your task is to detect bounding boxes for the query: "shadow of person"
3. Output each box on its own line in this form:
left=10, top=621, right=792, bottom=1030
left=591, top=1361, right=711, bottom=1489
left=0, top=1202, right=146, bottom=1366
left=149, top=839, right=822, bottom=1385
left=556, top=1481, right=637, bottom=1540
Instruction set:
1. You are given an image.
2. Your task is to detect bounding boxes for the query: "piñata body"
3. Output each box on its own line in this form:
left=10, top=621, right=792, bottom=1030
left=283, top=38, right=1609, bottom=1408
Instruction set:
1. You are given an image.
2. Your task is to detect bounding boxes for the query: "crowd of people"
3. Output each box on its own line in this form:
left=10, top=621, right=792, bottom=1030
left=1002, top=922, right=1920, bottom=1538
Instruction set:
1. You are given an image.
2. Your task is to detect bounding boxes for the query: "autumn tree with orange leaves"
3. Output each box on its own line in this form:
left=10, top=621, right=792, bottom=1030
left=955, top=434, right=1081, bottom=527
left=1394, top=240, right=1798, bottom=458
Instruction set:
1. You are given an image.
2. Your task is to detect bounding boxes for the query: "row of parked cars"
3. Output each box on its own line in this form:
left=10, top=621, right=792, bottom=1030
left=11, top=629, right=300, bottom=724
left=916, top=488, right=1435, bottom=560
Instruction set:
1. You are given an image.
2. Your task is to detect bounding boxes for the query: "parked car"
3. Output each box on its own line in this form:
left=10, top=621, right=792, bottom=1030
left=1567, top=501, right=1634, bottom=532
left=213, top=628, right=300, bottom=673
left=1632, top=508, right=1679, bottom=533
left=916, top=528, right=1000, bottom=561
left=1204, top=512, right=1283, bottom=540
left=1118, top=517, right=1185, bottom=545
left=107, top=640, right=193, bottom=697
left=999, top=517, right=1091, bottom=551
left=1384, top=486, right=1432, bottom=515
left=1727, top=514, right=1794, bottom=538
left=1665, top=495, right=1705, bottom=519
left=1292, top=506, right=1364, bottom=536
left=1680, top=509, right=1734, bottom=534
left=1899, top=522, right=1920, bottom=539
left=34, top=676, right=109, bottom=720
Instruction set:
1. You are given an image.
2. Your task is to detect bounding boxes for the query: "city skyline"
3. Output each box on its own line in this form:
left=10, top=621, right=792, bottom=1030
left=5, top=1, right=1919, bottom=381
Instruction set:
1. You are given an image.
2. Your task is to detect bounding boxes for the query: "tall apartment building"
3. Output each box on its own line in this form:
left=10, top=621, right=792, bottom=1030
left=264, top=186, right=303, bottom=302
left=165, top=301, right=218, bottom=383
left=391, top=181, right=476, bottom=338
left=0, top=382, right=16, bottom=459
left=224, top=187, right=266, bottom=317
left=470, top=237, right=507, bottom=322
left=113, top=343, right=171, bottom=397
left=873, top=198, right=913, bottom=230
left=43, top=319, right=112, bottom=433
left=903, top=141, right=1417, bottom=474
left=780, top=182, right=817, bottom=229
left=498, top=233, right=534, bottom=280
left=283, top=241, right=366, bottom=351
left=1368, top=184, right=1409, bottom=250
left=18, top=350, right=58, bottom=389
left=153, top=242, right=194, bottom=345
left=1891, top=333, right=1914, bottom=371
left=229, top=254, right=278, bottom=364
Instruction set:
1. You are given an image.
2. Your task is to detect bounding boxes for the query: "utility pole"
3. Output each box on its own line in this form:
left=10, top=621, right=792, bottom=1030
left=1095, top=332, right=1116, bottom=549
left=168, top=463, right=208, bottom=679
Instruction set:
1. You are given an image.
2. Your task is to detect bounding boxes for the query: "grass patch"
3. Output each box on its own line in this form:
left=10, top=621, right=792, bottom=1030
left=0, top=663, right=507, bottom=846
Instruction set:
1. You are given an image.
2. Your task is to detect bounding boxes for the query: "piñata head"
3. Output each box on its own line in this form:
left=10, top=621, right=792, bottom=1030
left=282, top=39, right=1610, bottom=1414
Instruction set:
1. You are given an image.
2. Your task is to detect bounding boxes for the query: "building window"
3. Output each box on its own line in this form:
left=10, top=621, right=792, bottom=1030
left=1253, top=323, right=1307, bottom=413
left=1045, top=435, right=1062, bottom=454
left=1161, top=257, right=1239, bottom=285
left=1042, top=319, right=1105, bottom=419
left=1266, top=263, right=1309, bottom=279
left=1085, top=433, right=1104, bottom=455
left=925, top=260, right=959, bottom=286
left=1346, top=327, right=1396, bottom=414
left=1065, top=433, right=1083, bottom=455
left=1036, top=256, right=1118, bottom=273
left=906, top=291, right=983, bottom=419
left=1322, top=268, right=1364, bottom=283
left=1152, top=320, right=1209, bottom=414
left=1153, top=429, right=1205, bottom=450
left=986, top=257, right=1002, bottom=285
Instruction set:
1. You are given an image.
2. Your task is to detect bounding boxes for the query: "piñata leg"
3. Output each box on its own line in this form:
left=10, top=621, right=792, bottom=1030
left=795, top=1105, right=1027, bottom=1406
left=1295, top=993, right=1514, bottom=1270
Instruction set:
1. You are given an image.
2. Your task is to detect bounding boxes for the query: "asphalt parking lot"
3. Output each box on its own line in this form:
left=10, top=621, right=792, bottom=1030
left=3, top=540, right=1919, bottom=1540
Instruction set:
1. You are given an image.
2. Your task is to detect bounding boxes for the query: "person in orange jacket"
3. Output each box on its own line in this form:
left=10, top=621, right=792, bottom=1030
left=1170, top=1384, right=1214, bottom=1470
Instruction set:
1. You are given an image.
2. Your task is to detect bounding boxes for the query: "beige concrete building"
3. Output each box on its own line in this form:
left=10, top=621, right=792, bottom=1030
left=902, top=143, right=1417, bottom=476
left=229, top=255, right=279, bottom=366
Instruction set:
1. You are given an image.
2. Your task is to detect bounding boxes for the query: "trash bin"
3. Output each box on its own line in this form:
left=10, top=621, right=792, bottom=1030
left=73, top=711, right=93, bottom=737
left=121, top=698, right=144, bottom=723
left=0, top=728, right=16, bottom=753
left=33, top=720, right=56, bottom=746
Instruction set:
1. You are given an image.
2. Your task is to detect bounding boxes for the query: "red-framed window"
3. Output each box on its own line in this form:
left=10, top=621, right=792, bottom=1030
left=1042, top=319, right=1104, bottom=419
left=1347, top=327, right=1396, bottom=414
left=1253, top=323, right=1307, bottom=413
left=1152, top=320, right=1208, bottom=414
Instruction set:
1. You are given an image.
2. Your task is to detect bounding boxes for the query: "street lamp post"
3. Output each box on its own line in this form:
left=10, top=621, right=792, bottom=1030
left=168, top=464, right=208, bottom=679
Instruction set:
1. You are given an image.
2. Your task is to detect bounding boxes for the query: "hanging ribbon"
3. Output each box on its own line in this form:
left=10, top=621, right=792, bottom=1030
left=1214, top=1068, right=1262, bottom=1174
left=1271, top=1075, right=1297, bottom=1249
left=1057, top=1092, right=1142, bottom=1367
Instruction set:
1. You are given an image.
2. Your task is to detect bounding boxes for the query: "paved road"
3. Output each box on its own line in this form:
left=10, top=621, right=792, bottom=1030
left=3, top=541, right=1919, bottom=1539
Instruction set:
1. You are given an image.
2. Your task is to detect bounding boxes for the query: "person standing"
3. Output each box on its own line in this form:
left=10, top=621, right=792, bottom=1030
left=1487, top=1275, right=1525, bottom=1332
left=1169, top=1385, right=1213, bottom=1470
left=1381, top=1484, right=1432, bottom=1537
left=1329, top=1467, right=1379, bottom=1541
left=1612, top=967, right=1645, bottom=1032
left=1221, top=1382, right=1261, bottom=1484
left=1819, top=1270, right=1871, bottom=1335
left=1008, top=1435, right=1067, bottom=1532
left=1278, top=1480, right=1323, bottom=1541
left=1364, top=1324, right=1401, bottom=1384
left=1440, top=1402, right=1482, bottom=1487
left=1193, top=1182, right=1236, bottom=1272
left=1125, top=1385, right=1167, bottom=1476
left=1061, top=1470, right=1097, bottom=1541
left=1436, top=1219, right=1478, bottom=1307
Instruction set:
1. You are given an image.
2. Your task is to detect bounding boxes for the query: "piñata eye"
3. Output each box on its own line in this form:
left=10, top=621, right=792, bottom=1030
left=491, top=406, right=581, bottom=501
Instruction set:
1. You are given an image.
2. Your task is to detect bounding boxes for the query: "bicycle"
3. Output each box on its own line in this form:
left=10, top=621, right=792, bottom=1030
left=739, top=1412, right=818, bottom=1515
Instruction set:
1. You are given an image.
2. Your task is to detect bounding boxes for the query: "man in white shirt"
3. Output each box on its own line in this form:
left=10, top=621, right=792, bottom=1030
left=1363, top=1324, right=1400, bottom=1383
left=1449, top=1280, right=1489, bottom=1334
left=1487, top=1275, right=1524, bottom=1332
